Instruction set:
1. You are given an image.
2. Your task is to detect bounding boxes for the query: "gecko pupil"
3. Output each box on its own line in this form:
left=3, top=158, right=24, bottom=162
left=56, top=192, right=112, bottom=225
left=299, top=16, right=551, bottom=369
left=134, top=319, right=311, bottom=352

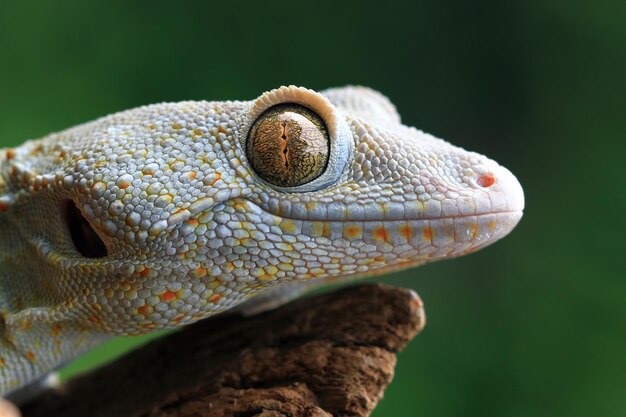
left=64, top=200, right=108, bottom=258
left=246, top=104, right=329, bottom=188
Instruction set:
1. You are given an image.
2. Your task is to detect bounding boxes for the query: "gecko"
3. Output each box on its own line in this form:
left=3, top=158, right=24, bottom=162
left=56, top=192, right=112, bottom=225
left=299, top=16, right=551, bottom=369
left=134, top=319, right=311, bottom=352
left=0, top=85, right=524, bottom=396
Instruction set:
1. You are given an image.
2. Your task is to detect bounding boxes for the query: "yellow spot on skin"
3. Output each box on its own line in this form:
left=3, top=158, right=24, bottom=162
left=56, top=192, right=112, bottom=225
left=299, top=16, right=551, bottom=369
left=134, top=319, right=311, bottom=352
left=193, top=128, right=203, bottom=136
left=423, top=227, right=434, bottom=241
left=399, top=224, right=413, bottom=240
left=311, top=222, right=323, bottom=237
left=280, top=220, right=297, bottom=234
left=141, top=323, right=157, bottom=330
left=147, top=123, right=157, bottom=130
left=278, top=262, right=294, bottom=272
left=488, top=221, right=497, bottom=232
left=310, top=268, right=326, bottom=277
left=373, top=226, right=390, bottom=242
left=470, top=223, right=479, bottom=239
left=344, top=225, right=363, bottom=239
left=305, top=202, right=317, bottom=210
left=172, top=122, right=183, bottom=130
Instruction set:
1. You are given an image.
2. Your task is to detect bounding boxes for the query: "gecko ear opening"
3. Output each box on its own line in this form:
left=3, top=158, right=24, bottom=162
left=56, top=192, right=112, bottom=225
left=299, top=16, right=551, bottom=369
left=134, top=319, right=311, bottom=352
left=64, top=200, right=109, bottom=258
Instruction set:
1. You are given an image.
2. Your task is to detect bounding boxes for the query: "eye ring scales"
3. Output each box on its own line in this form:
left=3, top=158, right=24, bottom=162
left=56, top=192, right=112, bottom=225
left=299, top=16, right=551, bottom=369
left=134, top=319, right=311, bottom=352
left=246, top=104, right=330, bottom=188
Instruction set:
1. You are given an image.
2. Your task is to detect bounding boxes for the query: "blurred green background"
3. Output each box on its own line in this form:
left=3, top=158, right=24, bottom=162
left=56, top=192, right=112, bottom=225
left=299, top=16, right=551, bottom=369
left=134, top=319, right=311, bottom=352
left=0, top=1, right=624, bottom=416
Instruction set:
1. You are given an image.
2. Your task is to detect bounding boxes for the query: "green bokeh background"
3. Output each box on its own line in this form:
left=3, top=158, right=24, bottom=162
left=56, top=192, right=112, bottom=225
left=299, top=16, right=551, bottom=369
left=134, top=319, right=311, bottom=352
left=1, top=1, right=624, bottom=416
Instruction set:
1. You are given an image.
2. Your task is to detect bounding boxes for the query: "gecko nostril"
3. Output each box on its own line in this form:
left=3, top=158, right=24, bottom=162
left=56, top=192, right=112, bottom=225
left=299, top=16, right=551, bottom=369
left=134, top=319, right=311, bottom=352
left=477, top=173, right=496, bottom=188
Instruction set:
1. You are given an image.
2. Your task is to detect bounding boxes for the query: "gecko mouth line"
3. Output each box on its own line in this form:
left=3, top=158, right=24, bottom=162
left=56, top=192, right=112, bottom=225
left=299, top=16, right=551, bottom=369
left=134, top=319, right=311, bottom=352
left=239, top=198, right=523, bottom=224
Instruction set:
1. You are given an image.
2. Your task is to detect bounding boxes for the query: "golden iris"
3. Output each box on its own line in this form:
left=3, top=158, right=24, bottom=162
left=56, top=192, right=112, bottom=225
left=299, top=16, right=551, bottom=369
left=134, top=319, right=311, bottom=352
left=246, top=104, right=330, bottom=188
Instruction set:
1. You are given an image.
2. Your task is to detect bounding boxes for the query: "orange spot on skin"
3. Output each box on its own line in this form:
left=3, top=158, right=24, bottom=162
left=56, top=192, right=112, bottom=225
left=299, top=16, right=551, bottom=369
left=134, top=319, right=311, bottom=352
left=477, top=173, right=496, bottom=188
left=161, top=291, right=177, bottom=302
left=88, top=316, right=101, bottom=324
left=26, top=351, right=36, bottom=362
left=209, top=294, right=221, bottom=303
left=186, top=218, right=199, bottom=227
left=188, top=171, right=197, bottom=180
left=193, top=267, right=207, bottom=278
left=138, top=266, right=151, bottom=278
left=5, top=149, right=15, bottom=160
left=423, top=227, right=434, bottom=241
left=322, top=222, right=331, bottom=238
left=399, top=224, right=413, bottom=240
left=138, top=305, right=152, bottom=315
left=0, top=202, right=10, bottom=212
left=344, top=225, right=362, bottom=239
left=0, top=357, right=5, bottom=367
left=51, top=323, right=62, bottom=336
left=119, top=182, right=130, bottom=189
left=218, top=125, right=228, bottom=134
left=209, top=172, right=221, bottom=186
left=373, top=226, right=390, bottom=242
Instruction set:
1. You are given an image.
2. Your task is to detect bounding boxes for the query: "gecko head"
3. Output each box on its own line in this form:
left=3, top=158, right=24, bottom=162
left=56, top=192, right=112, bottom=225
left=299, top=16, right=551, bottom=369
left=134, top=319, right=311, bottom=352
left=3, top=85, right=522, bottom=335
left=236, top=86, right=524, bottom=276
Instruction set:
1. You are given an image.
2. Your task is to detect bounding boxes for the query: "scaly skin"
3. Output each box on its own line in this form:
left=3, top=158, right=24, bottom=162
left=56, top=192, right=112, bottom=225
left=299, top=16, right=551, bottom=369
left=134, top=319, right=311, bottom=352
left=0, top=86, right=524, bottom=394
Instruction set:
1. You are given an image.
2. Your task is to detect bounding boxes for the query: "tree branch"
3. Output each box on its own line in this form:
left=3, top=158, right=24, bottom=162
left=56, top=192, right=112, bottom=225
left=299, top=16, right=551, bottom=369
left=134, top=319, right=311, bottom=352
left=21, top=283, right=425, bottom=417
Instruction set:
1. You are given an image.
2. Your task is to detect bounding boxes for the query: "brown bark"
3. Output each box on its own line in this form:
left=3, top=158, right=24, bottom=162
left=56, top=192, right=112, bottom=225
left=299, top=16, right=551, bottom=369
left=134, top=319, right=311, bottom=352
left=21, top=283, right=425, bottom=417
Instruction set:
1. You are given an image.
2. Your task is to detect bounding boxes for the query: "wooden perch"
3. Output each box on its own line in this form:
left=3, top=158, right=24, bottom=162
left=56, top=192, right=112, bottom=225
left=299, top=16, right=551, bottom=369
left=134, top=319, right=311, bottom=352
left=20, top=283, right=425, bottom=417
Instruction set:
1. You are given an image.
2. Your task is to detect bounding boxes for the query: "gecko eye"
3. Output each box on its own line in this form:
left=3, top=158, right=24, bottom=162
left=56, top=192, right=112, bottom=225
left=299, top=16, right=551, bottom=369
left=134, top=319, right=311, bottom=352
left=64, top=200, right=108, bottom=258
left=246, top=104, right=330, bottom=188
